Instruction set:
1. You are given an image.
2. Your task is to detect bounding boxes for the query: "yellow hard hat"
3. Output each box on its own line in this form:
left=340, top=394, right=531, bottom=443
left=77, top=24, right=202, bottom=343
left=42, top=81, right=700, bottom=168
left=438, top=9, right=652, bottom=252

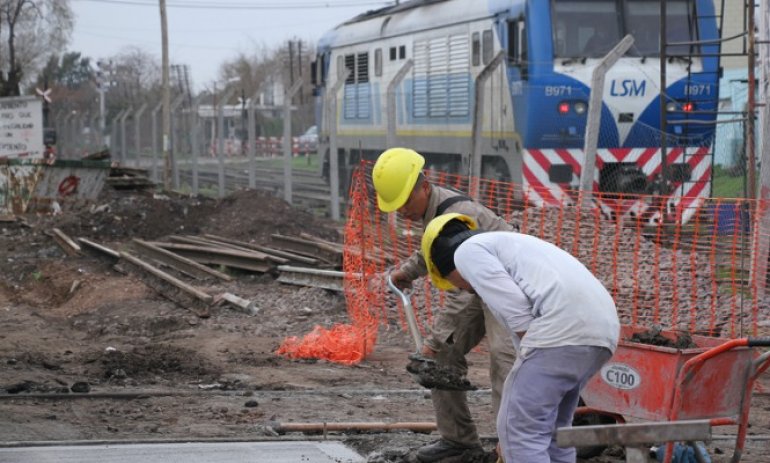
left=421, top=213, right=478, bottom=290
left=372, top=148, right=425, bottom=212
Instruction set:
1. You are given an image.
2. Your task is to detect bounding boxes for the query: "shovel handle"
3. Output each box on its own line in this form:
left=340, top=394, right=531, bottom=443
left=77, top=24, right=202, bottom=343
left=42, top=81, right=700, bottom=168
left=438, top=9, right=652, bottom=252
left=387, top=274, right=423, bottom=352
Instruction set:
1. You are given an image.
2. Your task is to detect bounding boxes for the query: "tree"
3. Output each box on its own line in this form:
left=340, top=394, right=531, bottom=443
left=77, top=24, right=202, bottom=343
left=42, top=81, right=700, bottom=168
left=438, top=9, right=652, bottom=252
left=0, top=0, right=74, bottom=96
left=30, top=52, right=95, bottom=115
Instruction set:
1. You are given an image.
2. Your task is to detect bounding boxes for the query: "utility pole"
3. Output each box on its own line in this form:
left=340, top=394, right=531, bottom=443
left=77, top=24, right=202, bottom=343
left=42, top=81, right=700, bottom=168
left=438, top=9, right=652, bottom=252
left=289, top=40, right=295, bottom=91
left=747, top=0, right=757, bottom=199
left=298, top=40, right=303, bottom=105
left=160, top=0, right=171, bottom=189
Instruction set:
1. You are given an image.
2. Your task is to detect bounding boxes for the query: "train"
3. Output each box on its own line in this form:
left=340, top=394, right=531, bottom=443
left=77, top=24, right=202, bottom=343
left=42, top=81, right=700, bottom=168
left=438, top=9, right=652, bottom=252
left=311, top=0, right=721, bottom=222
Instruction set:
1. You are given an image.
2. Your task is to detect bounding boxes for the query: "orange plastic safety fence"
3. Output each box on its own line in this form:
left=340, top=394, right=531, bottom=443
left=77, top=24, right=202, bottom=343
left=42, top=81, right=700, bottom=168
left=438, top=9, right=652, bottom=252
left=279, top=161, right=770, bottom=365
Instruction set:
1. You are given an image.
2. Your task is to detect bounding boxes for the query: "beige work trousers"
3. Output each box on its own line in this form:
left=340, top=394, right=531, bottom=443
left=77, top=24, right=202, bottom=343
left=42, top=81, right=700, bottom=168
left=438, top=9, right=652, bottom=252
left=431, top=292, right=516, bottom=447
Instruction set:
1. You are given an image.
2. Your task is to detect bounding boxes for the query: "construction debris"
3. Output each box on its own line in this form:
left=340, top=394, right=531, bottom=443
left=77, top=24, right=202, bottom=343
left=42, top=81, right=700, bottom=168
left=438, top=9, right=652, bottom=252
left=216, top=292, right=259, bottom=316
left=77, top=237, right=120, bottom=261
left=276, top=265, right=345, bottom=292
left=132, top=238, right=232, bottom=282
left=271, top=233, right=342, bottom=267
left=50, top=228, right=81, bottom=256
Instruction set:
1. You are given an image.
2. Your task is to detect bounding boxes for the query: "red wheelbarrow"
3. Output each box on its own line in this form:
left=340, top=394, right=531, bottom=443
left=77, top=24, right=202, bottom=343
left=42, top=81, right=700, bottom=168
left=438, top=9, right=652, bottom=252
left=577, top=325, right=770, bottom=463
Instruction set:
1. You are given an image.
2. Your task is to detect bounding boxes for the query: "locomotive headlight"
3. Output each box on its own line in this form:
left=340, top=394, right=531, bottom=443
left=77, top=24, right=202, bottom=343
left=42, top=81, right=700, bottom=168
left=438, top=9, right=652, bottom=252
left=573, top=101, right=587, bottom=115
left=665, top=101, right=678, bottom=112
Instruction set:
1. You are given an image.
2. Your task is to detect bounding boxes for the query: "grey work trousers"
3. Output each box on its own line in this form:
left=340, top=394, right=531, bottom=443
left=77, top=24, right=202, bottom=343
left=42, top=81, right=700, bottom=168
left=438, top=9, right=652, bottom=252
left=498, top=345, right=613, bottom=463
left=431, top=293, right=516, bottom=447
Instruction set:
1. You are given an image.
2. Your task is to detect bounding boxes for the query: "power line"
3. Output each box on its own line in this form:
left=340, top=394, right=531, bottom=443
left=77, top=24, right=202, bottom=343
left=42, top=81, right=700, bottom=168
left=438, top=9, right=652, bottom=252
left=75, top=0, right=392, bottom=9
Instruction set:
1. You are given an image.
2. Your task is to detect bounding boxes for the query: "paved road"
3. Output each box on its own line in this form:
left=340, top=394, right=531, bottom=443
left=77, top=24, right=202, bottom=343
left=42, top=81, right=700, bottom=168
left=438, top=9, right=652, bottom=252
left=0, top=441, right=364, bottom=463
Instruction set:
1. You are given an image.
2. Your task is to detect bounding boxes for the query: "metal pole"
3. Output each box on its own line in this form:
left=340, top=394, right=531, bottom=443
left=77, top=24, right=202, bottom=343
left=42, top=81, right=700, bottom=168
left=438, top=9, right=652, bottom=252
left=247, top=91, right=260, bottom=189
left=283, top=80, right=303, bottom=204
left=120, top=107, right=132, bottom=164
left=386, top=60, right=414, bottom=148
left=110, top=110, right=124, bottom=161
left=580, top=35, right=635, bottom=207
left=160, top=0, right=171, bottom=189
left=469, top=51, right=506, bottom=198
left=189, top=95, right=203, bottom=195
left=133, top=103, right=148, bottom=168
left=170, top=94, right=185, bottom=189
left=326, top=69, right=350, bottom=221
left=659, top=0, right=669, bottom=188
left=99, top=86, right=106, bottom=147
left=218, top=87, right=236, bottom=198
left=150, top=102, right=162, bottom=182
left=751, top=0, right=770, bottom=293
left=747, top=0, right=757, bottom=199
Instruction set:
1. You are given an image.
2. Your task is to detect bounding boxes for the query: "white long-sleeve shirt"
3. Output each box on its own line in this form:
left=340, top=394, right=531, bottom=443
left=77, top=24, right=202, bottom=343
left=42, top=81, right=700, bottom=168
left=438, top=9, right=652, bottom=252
left=454, top=232, right=620, bottom=353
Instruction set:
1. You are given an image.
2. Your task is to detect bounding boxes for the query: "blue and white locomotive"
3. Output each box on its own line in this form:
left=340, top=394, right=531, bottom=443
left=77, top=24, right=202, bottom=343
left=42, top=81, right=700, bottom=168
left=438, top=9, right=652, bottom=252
left=312, top=0, right=720, bottom=219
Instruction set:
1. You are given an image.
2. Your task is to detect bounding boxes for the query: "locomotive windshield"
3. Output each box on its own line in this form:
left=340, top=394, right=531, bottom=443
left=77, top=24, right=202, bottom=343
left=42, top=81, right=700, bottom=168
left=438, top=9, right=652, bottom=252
left=551, top=0, right=699, bottom=59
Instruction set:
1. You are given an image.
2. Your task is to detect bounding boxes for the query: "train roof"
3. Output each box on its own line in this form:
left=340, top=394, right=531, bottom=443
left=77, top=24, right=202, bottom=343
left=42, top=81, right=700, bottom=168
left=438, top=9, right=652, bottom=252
left=318, top=0, right=523, bottom=50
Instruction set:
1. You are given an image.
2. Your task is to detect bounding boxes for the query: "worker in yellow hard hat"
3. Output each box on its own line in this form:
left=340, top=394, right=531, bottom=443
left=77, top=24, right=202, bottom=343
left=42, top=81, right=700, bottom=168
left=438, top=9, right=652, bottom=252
left=372, top=148, right=516, bottom=463
left=422, top=213, right=620, bottom=463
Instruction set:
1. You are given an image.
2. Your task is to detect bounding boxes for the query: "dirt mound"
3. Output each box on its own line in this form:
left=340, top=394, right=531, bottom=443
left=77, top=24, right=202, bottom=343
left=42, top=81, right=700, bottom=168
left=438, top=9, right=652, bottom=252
left=201, top=189, right=339, bottom=242
left=93, top=344, right=221, bottom=381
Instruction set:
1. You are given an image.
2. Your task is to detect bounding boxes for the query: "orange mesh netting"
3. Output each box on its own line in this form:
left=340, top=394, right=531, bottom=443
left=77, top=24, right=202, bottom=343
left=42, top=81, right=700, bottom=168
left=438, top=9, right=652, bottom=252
left=278, top=161, right=770, bottom=365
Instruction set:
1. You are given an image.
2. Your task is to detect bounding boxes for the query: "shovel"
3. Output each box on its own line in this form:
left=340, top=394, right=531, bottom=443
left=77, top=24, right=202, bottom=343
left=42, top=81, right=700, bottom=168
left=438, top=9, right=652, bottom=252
left=387, top=274, right=476, bottom=391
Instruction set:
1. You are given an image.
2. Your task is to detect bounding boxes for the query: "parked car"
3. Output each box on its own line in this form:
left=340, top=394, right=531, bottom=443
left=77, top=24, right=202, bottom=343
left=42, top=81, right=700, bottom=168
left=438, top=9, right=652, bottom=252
left=296, top=125, right=318, bottom=152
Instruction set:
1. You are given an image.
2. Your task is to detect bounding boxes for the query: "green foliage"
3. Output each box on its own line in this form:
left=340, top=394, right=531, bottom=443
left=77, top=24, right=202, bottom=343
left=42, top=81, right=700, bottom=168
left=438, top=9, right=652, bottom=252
left=711, top=165, right=746, bottom=199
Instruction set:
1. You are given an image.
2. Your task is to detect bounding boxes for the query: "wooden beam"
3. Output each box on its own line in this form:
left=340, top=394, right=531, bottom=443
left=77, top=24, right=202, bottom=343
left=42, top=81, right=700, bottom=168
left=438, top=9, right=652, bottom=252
left=78, top=237, right=120, bottom=260
left=120, top=252, right=213, bottom=304
left=556, top=420, right=712, bottom=447
left=51, top=228, right=81, bottom=256
left=132, top=239, right=232, bottom=281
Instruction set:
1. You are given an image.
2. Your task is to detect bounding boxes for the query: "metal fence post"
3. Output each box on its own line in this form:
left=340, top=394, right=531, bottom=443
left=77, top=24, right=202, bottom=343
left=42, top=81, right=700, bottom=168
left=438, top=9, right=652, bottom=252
left=387, top=60, right=413, bottom=148
left=110, top=109, right=124, bottom=160
left=120, top=107, right=132, bottom=164
left=133, top=103, right=148, bottom=168
left=189, top=95, right=203, bottom=195
left=170, top=94, right=185, bottom=190
left=325, top=69, right=350, bottom=221
left=151, top=102, right=162, bottom=182
left=283, top=80, right=303, bottom=204
left=469, top=50, right=505, bottom=198
left=247, top=91, right=260, bottom=189
left=217, top=88, right=236, bottom=198
left=579, top=35, right=634, bottom=208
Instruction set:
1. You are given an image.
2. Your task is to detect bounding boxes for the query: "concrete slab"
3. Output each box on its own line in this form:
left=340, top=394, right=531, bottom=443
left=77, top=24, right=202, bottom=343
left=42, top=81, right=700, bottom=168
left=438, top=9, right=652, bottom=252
left=0, top=441, right=365, bottom=463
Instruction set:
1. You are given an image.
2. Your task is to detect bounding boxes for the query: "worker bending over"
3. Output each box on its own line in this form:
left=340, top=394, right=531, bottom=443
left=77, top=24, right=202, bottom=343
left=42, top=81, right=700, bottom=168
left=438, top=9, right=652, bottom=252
left=421, top=213, right=620, bottom=463
left=372, top=148, right=516, bottom=462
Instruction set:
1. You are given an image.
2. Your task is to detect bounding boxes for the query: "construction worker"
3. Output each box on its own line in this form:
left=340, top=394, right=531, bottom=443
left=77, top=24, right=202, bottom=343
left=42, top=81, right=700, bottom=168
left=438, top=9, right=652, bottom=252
left=421, top=213, right=620, bottom=463
left=372, top=148, right=516, bottom=462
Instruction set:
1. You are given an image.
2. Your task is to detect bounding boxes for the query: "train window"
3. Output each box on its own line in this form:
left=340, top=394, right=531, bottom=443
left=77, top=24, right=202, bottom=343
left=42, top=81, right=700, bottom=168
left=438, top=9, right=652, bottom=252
left=472, top=32, right=480, bottom=66
left=399, top=45, right=406, bottom=59
left=482, top=29, right=493, bottom=65
left=357, top=52, right=369, bottom=83
left=552, top=0, right=621, bottom=58
left=625, top=0, right=699, bottom=57
left=389, top=47, right=397, bottom=61
left=374, top=49, right=382, bottom=77
left=344, top=54, right=355, bottom=83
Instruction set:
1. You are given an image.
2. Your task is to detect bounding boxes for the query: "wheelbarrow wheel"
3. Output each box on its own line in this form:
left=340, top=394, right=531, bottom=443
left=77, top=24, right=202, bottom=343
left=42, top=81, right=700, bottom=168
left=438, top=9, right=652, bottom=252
left=572, top=398, right=617, bottom=459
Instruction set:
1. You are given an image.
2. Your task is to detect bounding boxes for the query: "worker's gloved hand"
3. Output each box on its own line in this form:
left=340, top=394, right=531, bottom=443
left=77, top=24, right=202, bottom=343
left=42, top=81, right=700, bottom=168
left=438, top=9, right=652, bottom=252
left=406, top=352, right=476, bottom=391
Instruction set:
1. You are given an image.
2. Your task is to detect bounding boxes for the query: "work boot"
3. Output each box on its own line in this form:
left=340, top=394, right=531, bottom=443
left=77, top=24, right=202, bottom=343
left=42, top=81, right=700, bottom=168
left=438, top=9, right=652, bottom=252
left=415, top=439, right=482, bottom=462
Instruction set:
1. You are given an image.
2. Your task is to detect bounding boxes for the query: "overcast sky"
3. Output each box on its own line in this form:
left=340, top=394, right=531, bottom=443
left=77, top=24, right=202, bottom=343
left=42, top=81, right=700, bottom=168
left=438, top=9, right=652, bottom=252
left=69, top=0, right=392, bottom=91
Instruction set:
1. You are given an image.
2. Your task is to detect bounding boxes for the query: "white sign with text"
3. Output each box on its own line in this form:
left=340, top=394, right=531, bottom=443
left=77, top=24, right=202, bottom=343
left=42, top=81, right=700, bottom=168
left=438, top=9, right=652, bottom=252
left=0, top=96, right=43, bottom=160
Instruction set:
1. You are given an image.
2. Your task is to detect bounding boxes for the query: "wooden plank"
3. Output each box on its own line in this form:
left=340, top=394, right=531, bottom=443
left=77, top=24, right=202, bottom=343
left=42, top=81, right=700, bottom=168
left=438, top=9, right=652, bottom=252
left=120, top=252, right=213, bottom=304
left=150, top=242, right=272, bottom=273
left=277, top=265, right=345, bottom=292
left=556, top=420, right=711, bottom=447
left=200, top=234, right=290, bottom=264
left=271, top=233, right=342, bottom=265
left=51, top=228, right=81, bottom=256
left=132, top=239, right=232, bottom=282
left=78, top=237, right=120, bottom=260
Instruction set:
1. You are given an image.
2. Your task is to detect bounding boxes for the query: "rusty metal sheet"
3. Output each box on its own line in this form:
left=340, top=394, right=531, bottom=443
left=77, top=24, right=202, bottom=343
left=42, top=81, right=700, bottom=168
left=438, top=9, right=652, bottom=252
left=0, top=159, right=110, bottom=214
